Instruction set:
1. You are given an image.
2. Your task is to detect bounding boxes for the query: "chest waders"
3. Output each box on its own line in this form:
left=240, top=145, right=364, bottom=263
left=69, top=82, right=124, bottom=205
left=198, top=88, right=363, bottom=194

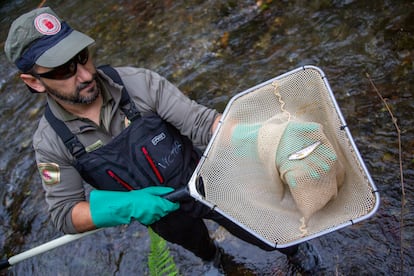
left=43, top=66, right=283, bottom=261
left=45, top=65, right=198, bottom=191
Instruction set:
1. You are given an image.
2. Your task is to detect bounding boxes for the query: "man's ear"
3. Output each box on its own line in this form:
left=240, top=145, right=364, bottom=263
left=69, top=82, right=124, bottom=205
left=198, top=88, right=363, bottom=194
left=20, top=73, right=46, bottom=93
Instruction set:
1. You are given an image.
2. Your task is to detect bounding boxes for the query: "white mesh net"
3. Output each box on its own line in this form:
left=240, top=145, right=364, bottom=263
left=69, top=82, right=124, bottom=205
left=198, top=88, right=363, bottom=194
left=193, top=66, right=378, bottom=247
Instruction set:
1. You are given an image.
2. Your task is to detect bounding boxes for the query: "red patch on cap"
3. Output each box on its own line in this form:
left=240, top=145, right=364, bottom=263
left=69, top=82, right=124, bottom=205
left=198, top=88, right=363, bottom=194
left=34, top=13, right=61, bottom=35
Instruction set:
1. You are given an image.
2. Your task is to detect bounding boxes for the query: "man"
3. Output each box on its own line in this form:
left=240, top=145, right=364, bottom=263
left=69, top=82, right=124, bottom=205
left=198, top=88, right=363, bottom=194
left=4, top=6, right=319, bottom=274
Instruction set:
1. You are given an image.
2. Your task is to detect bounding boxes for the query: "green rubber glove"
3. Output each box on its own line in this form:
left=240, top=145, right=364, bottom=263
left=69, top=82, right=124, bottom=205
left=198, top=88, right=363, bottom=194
left=90, top=186, right=180, bottom=227
left=231, top=123, right=261, bottom=158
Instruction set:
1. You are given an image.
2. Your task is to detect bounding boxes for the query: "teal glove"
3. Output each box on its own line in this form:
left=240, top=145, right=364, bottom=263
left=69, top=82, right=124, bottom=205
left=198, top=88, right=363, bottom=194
left=90, top=186, right=180, bottom=227
left=231, top=123, right=261, bottom=158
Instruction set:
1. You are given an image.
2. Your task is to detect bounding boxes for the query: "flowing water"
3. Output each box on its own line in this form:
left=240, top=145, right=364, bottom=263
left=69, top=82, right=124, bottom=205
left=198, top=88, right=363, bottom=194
left=0, top=0, right=413, bottom=275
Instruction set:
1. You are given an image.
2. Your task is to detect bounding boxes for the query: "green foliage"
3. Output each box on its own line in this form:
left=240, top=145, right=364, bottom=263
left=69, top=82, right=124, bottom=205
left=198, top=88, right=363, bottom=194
left=148, top=227, right=180, bottom=276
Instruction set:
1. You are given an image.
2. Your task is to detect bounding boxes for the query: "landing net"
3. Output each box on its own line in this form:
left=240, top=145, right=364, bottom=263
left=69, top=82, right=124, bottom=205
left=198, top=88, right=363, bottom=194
left=189, top=66, right=379, bottom=247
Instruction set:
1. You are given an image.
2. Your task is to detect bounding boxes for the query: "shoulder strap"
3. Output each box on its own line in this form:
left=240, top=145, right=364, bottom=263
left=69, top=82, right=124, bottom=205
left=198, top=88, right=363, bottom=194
left=98, top=65, right=128, bottom=104
left=45, top=105, right=86, bottom=158
left=44, top=65, right=139, bottom=158
left=98, top=65, right=140, bottom=121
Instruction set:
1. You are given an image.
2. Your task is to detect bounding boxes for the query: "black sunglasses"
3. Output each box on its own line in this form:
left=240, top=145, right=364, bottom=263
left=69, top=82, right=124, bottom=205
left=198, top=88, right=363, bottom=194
left=33, top=48, right=89, bottom=80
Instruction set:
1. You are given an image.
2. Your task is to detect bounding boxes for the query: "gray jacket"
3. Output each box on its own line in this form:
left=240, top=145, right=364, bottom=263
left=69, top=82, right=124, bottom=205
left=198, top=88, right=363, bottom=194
left=33, top=66, right=219, bottom=234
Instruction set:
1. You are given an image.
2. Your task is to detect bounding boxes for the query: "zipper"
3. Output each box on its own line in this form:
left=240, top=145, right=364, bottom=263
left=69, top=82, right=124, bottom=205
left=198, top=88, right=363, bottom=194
left=106, top=169, right=134, bottom=191
left=141, top=146, right=164, bottom=184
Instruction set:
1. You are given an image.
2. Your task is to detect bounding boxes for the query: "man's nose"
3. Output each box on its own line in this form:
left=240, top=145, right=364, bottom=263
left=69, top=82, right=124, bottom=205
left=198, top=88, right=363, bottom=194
left=76, top=63, right=94, bottom=82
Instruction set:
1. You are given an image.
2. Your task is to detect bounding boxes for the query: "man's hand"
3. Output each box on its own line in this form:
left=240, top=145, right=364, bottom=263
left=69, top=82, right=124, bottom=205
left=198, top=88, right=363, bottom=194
left=90, top=187, right=180, bottom=228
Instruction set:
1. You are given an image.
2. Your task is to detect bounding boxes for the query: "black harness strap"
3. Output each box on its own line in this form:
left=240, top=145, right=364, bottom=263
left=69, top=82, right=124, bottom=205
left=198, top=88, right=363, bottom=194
left=99, top=65, right=141, bottom=121
left=45, top=106, right=86, bottom=158
left=44, top=65, right=140, bottom=158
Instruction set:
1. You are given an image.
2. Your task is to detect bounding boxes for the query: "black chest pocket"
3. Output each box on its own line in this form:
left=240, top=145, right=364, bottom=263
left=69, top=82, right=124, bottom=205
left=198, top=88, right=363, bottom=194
left=75, top=114, right=194, bottom=191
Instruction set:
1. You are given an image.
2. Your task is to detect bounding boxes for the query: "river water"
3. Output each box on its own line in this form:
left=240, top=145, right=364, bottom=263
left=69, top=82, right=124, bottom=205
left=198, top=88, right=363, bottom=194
left=0, top=1, right=413, bottom=275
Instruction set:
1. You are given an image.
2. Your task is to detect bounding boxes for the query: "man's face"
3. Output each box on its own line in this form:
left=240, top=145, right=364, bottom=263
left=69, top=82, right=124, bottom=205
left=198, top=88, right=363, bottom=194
left=33, top=50, right=99, bottom=105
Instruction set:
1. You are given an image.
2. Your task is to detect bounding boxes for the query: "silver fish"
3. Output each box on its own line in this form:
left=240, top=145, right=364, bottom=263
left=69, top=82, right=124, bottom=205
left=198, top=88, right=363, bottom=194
left=288, top=141, right=321, bottom=160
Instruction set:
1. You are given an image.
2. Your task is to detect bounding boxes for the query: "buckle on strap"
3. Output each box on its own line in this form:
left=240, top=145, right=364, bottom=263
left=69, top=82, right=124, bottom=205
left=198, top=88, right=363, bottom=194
left=64, top=136, right=86, bottom=158
left=122, top=101, right=141, bottom=121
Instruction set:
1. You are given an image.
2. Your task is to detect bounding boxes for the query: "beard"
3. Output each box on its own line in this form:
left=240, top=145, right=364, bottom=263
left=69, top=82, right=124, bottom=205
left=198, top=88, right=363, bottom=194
left=44, top=73, right=100, bottom=105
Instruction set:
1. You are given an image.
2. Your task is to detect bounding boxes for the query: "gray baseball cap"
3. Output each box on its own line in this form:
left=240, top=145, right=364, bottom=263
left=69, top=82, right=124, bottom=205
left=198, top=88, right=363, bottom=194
left=4, top=7, right=95, bottom=72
